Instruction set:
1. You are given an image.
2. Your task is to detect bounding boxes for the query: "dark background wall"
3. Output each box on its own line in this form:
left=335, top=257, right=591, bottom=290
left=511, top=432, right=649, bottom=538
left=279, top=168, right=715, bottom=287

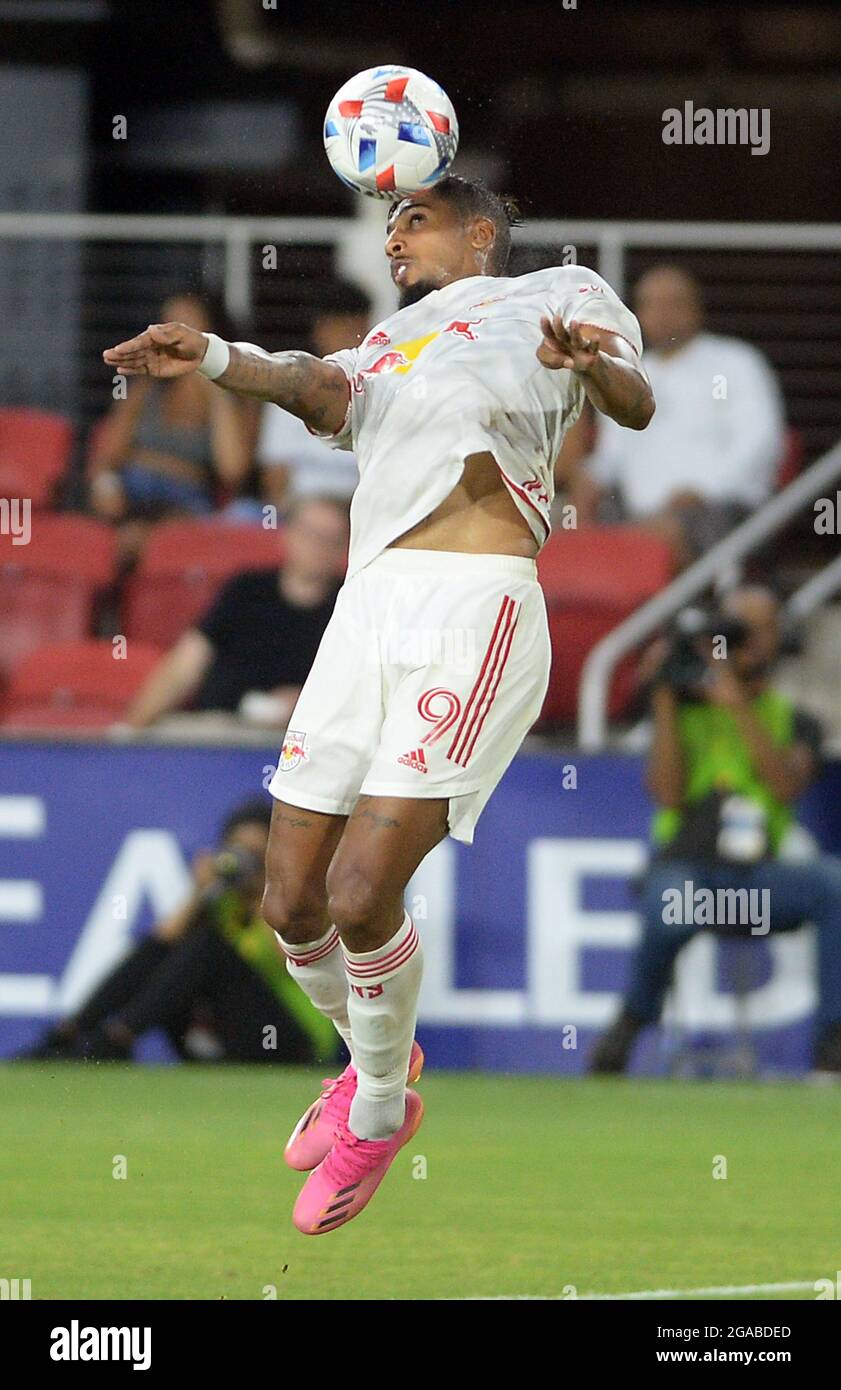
left=2, top=0, right=840, bottom=220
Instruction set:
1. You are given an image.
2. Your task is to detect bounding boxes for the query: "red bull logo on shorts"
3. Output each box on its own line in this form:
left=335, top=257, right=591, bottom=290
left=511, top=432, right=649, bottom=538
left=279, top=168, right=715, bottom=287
left=278, top=729, right=309, bottom=772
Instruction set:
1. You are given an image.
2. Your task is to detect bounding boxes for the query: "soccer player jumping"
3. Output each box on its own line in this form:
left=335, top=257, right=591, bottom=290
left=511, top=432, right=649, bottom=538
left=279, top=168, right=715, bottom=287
left=104, top=176, right=653, bottom=1235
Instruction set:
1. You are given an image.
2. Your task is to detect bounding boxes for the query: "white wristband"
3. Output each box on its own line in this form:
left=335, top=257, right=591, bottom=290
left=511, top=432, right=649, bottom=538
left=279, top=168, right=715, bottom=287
left=197, top=332, right=231, bottom=380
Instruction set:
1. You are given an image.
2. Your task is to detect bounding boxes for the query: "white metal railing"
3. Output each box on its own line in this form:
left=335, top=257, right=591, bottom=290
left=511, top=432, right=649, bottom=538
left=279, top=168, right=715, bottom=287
left=577, top=440, right=841, bottom=749
left=0, top=212, right=354, bottom=324
left=788, top=554, right=841, bottom=620
left=3, top=211, right=841, bottom=317
left=521, top=220, right=841, bottom=297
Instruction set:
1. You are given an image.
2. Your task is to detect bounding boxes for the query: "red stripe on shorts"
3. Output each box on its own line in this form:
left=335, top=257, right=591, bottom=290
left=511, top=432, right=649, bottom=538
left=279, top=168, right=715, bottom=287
left=447, top=596, right=512, bottom=765
left=448, top=596, right=518, bottom=767
left=460, top=604, right=520, bottom=766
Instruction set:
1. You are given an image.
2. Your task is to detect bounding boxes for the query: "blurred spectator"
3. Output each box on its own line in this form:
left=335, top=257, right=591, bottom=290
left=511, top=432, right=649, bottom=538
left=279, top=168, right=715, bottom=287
left=20, top=799, right=338, bottom=1065
left=256, top=280, right=370, bottom=513
left=568, top=266, right=785, bottom=566
left=88, top=291, right=252, bottom=559
left=121, top=496, right=348, bottom=733
left=590, top=586, right=841, bottom=1076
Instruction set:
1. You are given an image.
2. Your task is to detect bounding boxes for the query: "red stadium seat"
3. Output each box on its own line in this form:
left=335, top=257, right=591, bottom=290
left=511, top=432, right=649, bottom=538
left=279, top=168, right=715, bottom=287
left=537, top=526, right=674, bottom=724
left=122, top=519, right=286, bottom=648
left=0, top=515, right=117, bottom=683
left=1, top=639, right=162, bottom=731
left=0, top=408, right=75, bottom=509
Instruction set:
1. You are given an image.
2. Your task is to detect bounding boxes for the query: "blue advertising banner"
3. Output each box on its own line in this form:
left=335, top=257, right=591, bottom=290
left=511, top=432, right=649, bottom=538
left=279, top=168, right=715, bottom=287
left=2, top=741, right=840, bottom=1073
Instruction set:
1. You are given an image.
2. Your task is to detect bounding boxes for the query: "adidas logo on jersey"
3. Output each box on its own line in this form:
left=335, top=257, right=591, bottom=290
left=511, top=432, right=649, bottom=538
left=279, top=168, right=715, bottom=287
left=397, top=747, right=428, bottom=773
left=367, top=329, right=391, bottom=346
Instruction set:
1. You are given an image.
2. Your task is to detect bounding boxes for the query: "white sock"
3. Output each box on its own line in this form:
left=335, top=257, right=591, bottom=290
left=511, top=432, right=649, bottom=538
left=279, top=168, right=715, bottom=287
left=343, top=911, right=423, bottom=1141
left=277, top=926, right=354, bottom=1065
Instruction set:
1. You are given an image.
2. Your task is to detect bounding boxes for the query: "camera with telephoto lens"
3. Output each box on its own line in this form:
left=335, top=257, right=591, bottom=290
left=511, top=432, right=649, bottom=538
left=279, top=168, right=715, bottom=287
left=203, top=845, right=263, bottom=902
left=656, top=607, right=751, bottom=701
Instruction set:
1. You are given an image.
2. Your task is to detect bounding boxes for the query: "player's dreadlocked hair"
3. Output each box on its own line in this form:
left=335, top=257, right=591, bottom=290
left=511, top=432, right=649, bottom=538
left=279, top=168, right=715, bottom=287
left=390, top=175, right=523, bottom=276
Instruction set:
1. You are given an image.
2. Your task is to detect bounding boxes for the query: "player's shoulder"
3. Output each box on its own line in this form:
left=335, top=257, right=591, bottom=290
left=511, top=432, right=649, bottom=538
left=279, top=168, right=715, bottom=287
left=520, top=262, right=608, bottom=286
left=506, top=263, right=620, bottom=301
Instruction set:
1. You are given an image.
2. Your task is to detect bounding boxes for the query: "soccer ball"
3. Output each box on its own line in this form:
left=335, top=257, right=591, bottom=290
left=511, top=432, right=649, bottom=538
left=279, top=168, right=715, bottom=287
left=323, top=66, right=459, bottom=199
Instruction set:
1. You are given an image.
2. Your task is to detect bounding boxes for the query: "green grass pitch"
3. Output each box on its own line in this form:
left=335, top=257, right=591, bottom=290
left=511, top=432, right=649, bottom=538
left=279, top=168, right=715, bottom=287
left=2, top=1063, right=838, bottom=1301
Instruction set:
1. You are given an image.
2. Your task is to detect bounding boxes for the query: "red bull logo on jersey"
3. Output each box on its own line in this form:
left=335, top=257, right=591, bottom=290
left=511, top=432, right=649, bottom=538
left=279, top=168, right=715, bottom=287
left=352, top=330, right=440, bottom=391
left=443, top=318, right=484, bottom=340
left=367, top=349, right=411, bottom=374
left=278, top=729, right=309, bottom=772
left=352, top=319, right=483, bottom=394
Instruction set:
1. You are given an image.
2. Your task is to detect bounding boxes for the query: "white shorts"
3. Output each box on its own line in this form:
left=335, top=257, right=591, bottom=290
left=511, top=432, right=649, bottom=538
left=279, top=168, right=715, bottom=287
left=268, top=549, right=551, bottom=843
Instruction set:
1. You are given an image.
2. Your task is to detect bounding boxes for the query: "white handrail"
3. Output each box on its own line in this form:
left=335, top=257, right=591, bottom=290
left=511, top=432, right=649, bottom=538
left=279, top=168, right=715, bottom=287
left=576, top=440, right=841, bottom=749
left=0, top=213, right=352, bottom=241
left=521, top=220, right=841, bottom=247
left=2, top=212, right=840, bottom=245
left=788, top=554, right=841, bottom=620
left=1, top=212, right=839, bottom=310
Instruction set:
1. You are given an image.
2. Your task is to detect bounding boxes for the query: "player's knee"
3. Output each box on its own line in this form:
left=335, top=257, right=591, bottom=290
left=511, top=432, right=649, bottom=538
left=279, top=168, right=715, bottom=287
left=261, top=883, right=325, bottom=946
left=325, top=864, right=380, bottom=946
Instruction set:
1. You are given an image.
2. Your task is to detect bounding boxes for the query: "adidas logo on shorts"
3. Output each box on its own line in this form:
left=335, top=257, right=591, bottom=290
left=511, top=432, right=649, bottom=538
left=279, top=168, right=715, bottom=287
left=397, top=747, right=428, bottom=774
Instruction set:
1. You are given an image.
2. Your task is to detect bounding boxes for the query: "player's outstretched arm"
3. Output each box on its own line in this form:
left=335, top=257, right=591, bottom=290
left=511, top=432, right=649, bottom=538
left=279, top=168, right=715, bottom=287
left=537, top=316, right=654, bottom=430
left=103, top=322, right=350, bottom=435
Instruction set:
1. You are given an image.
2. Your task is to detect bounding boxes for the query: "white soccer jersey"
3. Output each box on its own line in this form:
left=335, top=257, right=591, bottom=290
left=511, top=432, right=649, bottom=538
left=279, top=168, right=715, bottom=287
left=309, top=265, right=642, bottom=576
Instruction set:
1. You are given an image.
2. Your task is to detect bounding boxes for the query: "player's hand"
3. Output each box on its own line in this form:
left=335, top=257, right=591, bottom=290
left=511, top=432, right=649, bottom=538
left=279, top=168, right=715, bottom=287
left=537, top=315, right=603, bottom=374
left=102, top=321, right=208, bottom=377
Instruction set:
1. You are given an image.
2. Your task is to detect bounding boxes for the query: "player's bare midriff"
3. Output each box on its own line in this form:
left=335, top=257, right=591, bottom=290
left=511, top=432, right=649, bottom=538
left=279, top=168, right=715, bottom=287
left=389, top=450, right=539, bottom=559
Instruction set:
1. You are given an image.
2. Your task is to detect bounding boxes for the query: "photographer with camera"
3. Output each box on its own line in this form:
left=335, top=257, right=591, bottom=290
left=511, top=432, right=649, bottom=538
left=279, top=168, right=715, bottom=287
left=590, top=585, right=841, bottom=1076
left=22, top=799, right=339, bottom=1066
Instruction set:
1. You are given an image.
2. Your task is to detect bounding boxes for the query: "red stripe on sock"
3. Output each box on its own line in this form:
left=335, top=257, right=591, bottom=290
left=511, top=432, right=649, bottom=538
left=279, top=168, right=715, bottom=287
left=285, top=929, right=340, bottom=968
left=344, top=937, right=419, bottom=981
left=343, top=927, right=419, bottom=979
left=343, top=925, right=419, bottom=980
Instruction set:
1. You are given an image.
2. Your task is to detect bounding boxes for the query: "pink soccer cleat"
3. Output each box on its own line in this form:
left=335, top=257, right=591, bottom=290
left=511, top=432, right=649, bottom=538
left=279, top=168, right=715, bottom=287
left=284, top=1040, right=424, bottom=1172
left=293, top=1089, right=425, bottom=1235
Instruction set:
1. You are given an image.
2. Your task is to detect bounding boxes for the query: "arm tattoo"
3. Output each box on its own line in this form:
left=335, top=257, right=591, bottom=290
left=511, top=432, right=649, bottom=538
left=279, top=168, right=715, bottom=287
left=218, top=344, right=349, bottom=431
